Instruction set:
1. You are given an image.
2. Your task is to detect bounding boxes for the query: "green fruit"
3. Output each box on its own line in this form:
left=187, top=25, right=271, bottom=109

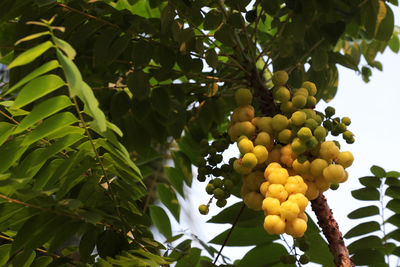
left=199, top=204, right=209, bottom=215
left=305, top=136, right=318, bottom=149
left=299, top=254, right=310, bottom=264
left=291, top=111, right=307, bottom=126
left=313, top=113, right=323, bottom=124
left=346, top=136, right=355, bottom=144
left=280, top=101, right=296, bottom=115
left=294, top=88, right=309, bottom=97
left=304, top=118, right=318, bottom=131
left=306, top=96, right=316, bottom=107
left=197, top=174, right=206, bottom=182
left=342, top=117, right=351, bottom=126
left=273, top=86, right=291, bottom=102
left=323, top=120, right=333, bottom=131
left=257, top=117, right=273, bottom=133
left=271, top=114, right=289, bottom=132
left=325, top=106, right=335, bottom=117
left=212, top=178, right=223, bottom=188
left=330, top=183, right=339, bottom=190
left=297, top=127, right=312, bottom=141
left=278, top=129, right=293, bottom=144
left=302, top=81, right=317, bottom=96
left=206, top=183, right=215, bottom=194
left=223, top=179, right=234, bottom=190
left=335, top=123, right=347, bottom=133
left=314, top=126, right=327, bottom=141
left=272, top=70, right=289, bottom=86
left=216, top=199, right=227, bottom=208
left=213, top=188, right=225, bottom=199
left=292, top=94, right=307, bottom=108
left=292, top=138, right=307, bottom=154
left=235, top=88, right=252, bottom=106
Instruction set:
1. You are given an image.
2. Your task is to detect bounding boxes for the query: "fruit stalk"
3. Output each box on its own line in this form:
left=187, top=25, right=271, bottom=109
left=311, top=193, right=354, bottom=267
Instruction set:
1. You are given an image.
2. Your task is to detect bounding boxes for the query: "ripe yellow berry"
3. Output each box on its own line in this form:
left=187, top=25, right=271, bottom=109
left=288, top=193, right=309, bottom=212
left=243, top=171, right=265, bottom=191
left=228, top=122, right=241, bottom=141
left=298, top=212, right=308, bottom=222
left=264, top=162, right=283, bottom=179
left=264, top=215, right=286, bottom=235
left=315, top=176, right=331, bottom=192
left=292, top=94, right=307, bottom=108
left=268, top=168, right=289, bottom=184
left=323, top=164, right=346, bottom=183
left=310, top=158, right=329, bottom=177
left=291, top=111, right=307, bottom=126
left=274, top=86, right=291, bottom=102
left=238, top=137, right=254, bottom=154
left=319, top=141, right=340, bottom=161
left=266, top=184, right=288, bottom=203
left=278, top=129, right=293, bottom=144
left=240, top=183, right=250, bottom=198
left=266, top=145, right=282, bottom=164
left=294, top=88, right=309, bottom=97
left=272, top=114, right=289, bottom=132
left=286, top=218, right=307, bottom=237
left=257, top=117, right=273, bottom=134
left=281, top=101, right=296, bottom=115
left=336, top=151, right=354, bottom=168
left=280, top=200, right=300, bottom=221
left=243, top=192, right=264, bottom=211
left=292, top=159, right=310, bottom=174
left=254, top=131, right=271, bottom=147
left=280, top=144, right=297, bottom=168
left=305, top=180, right=319, bottom=200
left=262, top=197, right=281, bottom=215
left=237, top=121, right=256, bottom=138
left=260, top=181, right=270, bottom=196
left=235, top=88, right=253, bottom=106
left=253, top=145, right=269, bottom=164
left=241, top=153, right=258, bottom=168
left=233, top=105, right=255, bottom=122
left=285, top=176, right=308, bottom=195
left=302, top=81, right=317, bottom=96
left=272, top=70, right=289, bottom=86
left=297, top=127, right=312, bottom=141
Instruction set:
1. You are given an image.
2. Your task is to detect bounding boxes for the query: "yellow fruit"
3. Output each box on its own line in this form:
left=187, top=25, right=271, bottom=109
left=323, top=164, right=346, bottom=183
left=272, top=114, right=289, bottom=132
left=232, top=105, right=255, bottom=122
left=292, top=94, right=307, bottom=108
left=298, top=212, right=308, bottom=222
left=238, top=138, right=254, bottom=154
left=288, top=193, right=309, bottom=212
left=251, top=117, right=260, bottom=126
left=254, top=131, right=272, bottom=147
left=262, top=197, right=281, bottom=215
left=306, top=96, right=317, bottom=107
left=264, top=215, right=286, bottom=235
left=291, top=111, right=307, bottom=126
left=266, top=145, right=282, bottom=164
left=302, top=81, right=317, bottom=96
left=315, top=176, right=331, bottom=192
left=241, top=153, right=258, bottom=168
left=264, top=162, right=283, bottom=180
left=319, top=141, right=340, bottom=161
left=253, top=145, right=269, bottom=164
left=297, top=127, right=312, bottom=141
left=294, top=88, right=309, bottom=97
left=272, top=70, right=289, bottom=86
left=268, top=168, right=289, bottom=184
left=285, top=176, right=308, bottom=195
left=280, top=101, right=296, bottom=115
left=240, top=183, right=250, bottom=198
left=280, top=200, right=300, bottom=221
left=305, top=180, right=319, bottom=200
left=235, top=88, right=253, bottom=106
left=285, top=218, right=307, bottom=237
left=310, top=158, right=329, bottom=177
left=274, top=86, right=291, bottom=103
left=280, top=144, right=297, bottom=168
left=234, top=159, right=252, bottom=175
left=260, top=181, right=270, bottom=196
left=243, top=192, right=264, bottom=210
left=336, top=151, right=354, bottom=168
left=292, top=159, right=310, bottom=174
left=291, top=138, right=307, bottom=155
left=257, top=117, right=273, bottom=134
left=243, top=171, right=265, bottom=191
left=278, top=129, right=293, bottom=144
left=266, top=184, right=288, bottom=203
left=237, top=121, right=256, bottom=138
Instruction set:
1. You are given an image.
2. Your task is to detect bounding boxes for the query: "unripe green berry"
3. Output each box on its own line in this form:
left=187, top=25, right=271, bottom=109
left=306, top=136, right=319, bottom=149
left=297, top=127, right=312, bottom=141
left=274, top=86, right=291, bottom=103
left=342, top=117, right=351, bottom=126
left=213, top=178, right=223, bottom=188
left=278, top=129, right=293, bottom=144
left=292, top=94, right=307, bottom=108
left=223, top=179, right=234, bottom=190
left=330, top=183, right=339, bottom=190
left=212, top=168, right=222, bottom=177
left=306, top=96, right=317, bottom=107
left=325, top=106, right=335, bottom=117
left=216, top=199, right=227, bottom=208
left=206, top=183, right=215, bottom=194
left=314, top=126, right=327, bottom=141
left=197, top=174, right=206, bottom=182
left=199, top=204, right=209, bottom=215
left=323, top=120, right=333, bottom=131
left=304, top=118, right=318, bottom=131
left=213, top=188, right=225, bottom=199
left=297, top=154, right=308, bottom=164
left=336, top=123, right=347, bottom=133
left=299, top=254, right=310, bottom=264
left=272, top=70, right=289, bottom=86
left=221, top=164, right=231, bottom=173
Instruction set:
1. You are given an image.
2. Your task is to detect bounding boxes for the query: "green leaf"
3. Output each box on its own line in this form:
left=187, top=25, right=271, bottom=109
left=210, top=226, right=276, bottom=246
left=8, top=41, right=53, bottom=69
left=351, top=187, right=380, bottom=201
left=205, top=49, right=218, bottom=69
left=371, top=165, right=386, bottom=178
left=387, top=214, right=400, bottom=227
left=21, top=112, right=78, bottom=146
left=214, top=24, right=235, bottom=47
left=52, top=36, right=76, bottom=59
left=312, top=49, right=328, bottom=71
left=203, top=10, right=223, bottom=30
left=0, top=136, right=29, bottom=173
left=305, top=216, right=334, bottom=266
left=14, top=95, right=72, bottom=134
left=172, top=151, right=192, bottom=186
left=385, top=186, right=400, bottom=199
left=12, top=249, right=36, bottom=267
left=351, top=248, right=386, bottom=266
left=157, top=183, right=180, bottom=221
left=348, top=205, right=380, bottom=219
left=30, top=256, right=53, bottom=267
left=176, top=247, right=201, bottom=267
left=79, top=228, right=99, bottom=262
left=0, top=122, right=16, bottom=146
left=0, top=244, right=11, bottom=266
left=329, top=52, right=359, bottom=71
left=15, top=31, right=50, bottom=45
left=388, top=34, right=400, bottom=53
left=344, top=221, right=381, bottom=239
left=348, top=235, right=382, bottom=254
left=359, top=176, right=381, bottom=187
left=96, top=230, right=130, bottom=259
left=387, top=199, right=400, bottom=213
left=79, top=82, right=107, bottom=132
left=4, top=60, right=60, bottom=96
left=208, top=202, right=264, bottom=227
left=164, top=166, right=184, bottom=197
left=56, top=49, right=83, bottom=97
left=149, top=205, right=172, bottom=239
left=12, top=74, right=65, bottom=108
left=387, top=171, right=400, bottom=178
left=238, top=243, right=287, bottom=267
left=375, top=3, right=394, bottom=41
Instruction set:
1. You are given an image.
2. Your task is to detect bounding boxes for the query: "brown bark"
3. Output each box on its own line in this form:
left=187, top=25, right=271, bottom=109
left=311, top=193, right=354, bottom=267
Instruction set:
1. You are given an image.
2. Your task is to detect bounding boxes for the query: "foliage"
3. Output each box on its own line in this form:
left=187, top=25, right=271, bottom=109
left=0, top=0, right=398, bottom=266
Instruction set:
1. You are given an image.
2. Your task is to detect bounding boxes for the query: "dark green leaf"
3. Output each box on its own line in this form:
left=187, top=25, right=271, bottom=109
left=56, top=49, right=82, bottom=97
left=387, top=171, right=400, bottom=178
left=348, top=235, right=382, bottom=254
left=208, top=202, right=264, bottom=227
left=238, top=243, right=287, bottom=267
left=387, top=199, right=400, bottom=213
left=149, top=205, right=172, bottom=239
left=214, top=24, right=235, bottom=47
left=344, top=221, right=380, bottom=239
left=157, top=183, right=180, bottom=221
left=385, top=186, right=400, bottom=199
left=8, top=41, right=53, bottom=69
left=387, top=214, right=400, bottom=227
left=329, top=52, right=359, bottom=71
left=305, top=216, right=334, bottom=266
left=158, top=46, right=175, bottom=70
left=347, top=205, right=380, bottom=219
left=260, top=0, right=280, bottom=16
left=359, top=176, right=381, bottom=188
left=172, top=151, right=192, bottom=186
left=127, top=70, right=150, bottom=100
left=79, top=228, right=99, bottom=263
left=36, top=0, right=56, bottom=7
left=371, top=165, right=386, bottom=178
left=210, top=226, right=277, bottom=246
left=132, top=40, right=153, bottom=68
left=0, top=244, right=11, bottom=266
left=107, top=34, right=131, bottom=63
left=30, top=256, right=53, bottom=267
left=351, top=248, right=386, bottom=266
left=0, top=122, right=15, bottom=146
left=96, top=230, right=130, bottom=259
left=312, top=49, right=328, bottom=71
left=375, top=3, right=394, bottom=41
left=176, top=247, right=201, bottom=267
left=12, top=249, right=36, bottom=267
left=388, top=34, right=400, bottom=53
left=164, top=166, right=184, bottom=196
left=351, top=187, right=380, bottom=201
left=203, top=10, right=223, bottom=30
left=205, top=49, right=218, bottom=69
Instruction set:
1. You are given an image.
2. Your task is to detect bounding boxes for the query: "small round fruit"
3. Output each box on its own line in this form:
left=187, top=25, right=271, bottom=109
left=264, top=215, right=286, bottom=235
left=213, top=178, right=223, bottom=188
left=198, top=204, right=209, bottom=215
left=292, top=94, right=307, bottom=108
left=325, top=106, right=335, bottom=117
left=272, top=114, right=289, bottom=132
left=299, top=254, right=310, bottom=264
left=280, top=200, right=300, bottom=221
left=267, top=145, right=282, bottom=164
left=257, top=117, right=274, bottom=134
left=216, top=199, right=227, bottom=208
left=294, top=88, right=309, bottom=97
left=291, top=111, right=307, bottom=126
left=343, top=130, right=354, bottom=141
left=304, top=118, right=318, bottom=131
left=272, top=70, right=289, bottom=86
left=310, top=158, right=329, bottom=177
left=243, top=192, right=264, bottom=210
left=233, top=159, right=252, bottom=175
left=314, top=126, right=327, bottom=141
left=264, top=162, right=283, bottom=179
left=302, top=81, right=317, bottom=96
left=237, top=121, right=256, bottom=138
left=213, top=188, right=225, bottom=199
left=323, top=164, right=346, bottom=183
left=342, top=117, right=351, bottom=126
left=206, top=183, right=215, bottom=194
left=243, top=171, right=265, bottom=191
left=305, top=136, right=319, bottom=149
left=285, top=175, right=308, bottom=195
left=274, top=86, right=291, bottom=102
left=306, top=96, right=317, bottom=107
left=268, top=167, right=289, bottom=184
left=262, top=197, right=281, bottom=215
left=330, top=183, right=339, bottom=190
left=297, top=127, right=312, bottom=141
left=254, top=131, right=271, bottom=147
left=288, top=193, right=309, bottom=212
left=292, top=159, right=310, bottom=174
left=285, top=218, right=307, bottom=237
left=266, top=184, right=288, bottom=203
left=234, top=105, right=255, bottom=122
left=336, top=151, right=354, bottom=168
left=253, top=145, right=269, bottom=164
left=235, top=88, right=252, bottom=106
left=278, top=129, right=293, bottom=144
left=238, top=137, right=254, bottom=155
left=319, top=141, right=340, bottom=161
left=305, top=180, right=319, bottom=200
left=241, top=153, right=258, bottom=168
left=280, top=101, right=296, bottom=115
left=260, top=181, right=270, bottom=196
left=291, top=138, right=307, bottom=155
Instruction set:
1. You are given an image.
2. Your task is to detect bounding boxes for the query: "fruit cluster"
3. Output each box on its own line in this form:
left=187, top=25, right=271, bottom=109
left=226, top=70, right=354, bottom=238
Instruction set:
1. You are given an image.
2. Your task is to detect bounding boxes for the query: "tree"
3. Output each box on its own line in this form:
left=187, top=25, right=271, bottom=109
left=0, top=0, right=399, bottom=266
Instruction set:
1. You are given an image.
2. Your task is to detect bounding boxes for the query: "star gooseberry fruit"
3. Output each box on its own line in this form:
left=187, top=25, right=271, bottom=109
left=272, top=70, right=289, bottom=86
left=235, top=88, right=253, bottom=106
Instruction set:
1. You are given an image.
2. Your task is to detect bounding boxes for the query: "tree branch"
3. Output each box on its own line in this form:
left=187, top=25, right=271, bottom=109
left=311, top=193, right=354, bottom=267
